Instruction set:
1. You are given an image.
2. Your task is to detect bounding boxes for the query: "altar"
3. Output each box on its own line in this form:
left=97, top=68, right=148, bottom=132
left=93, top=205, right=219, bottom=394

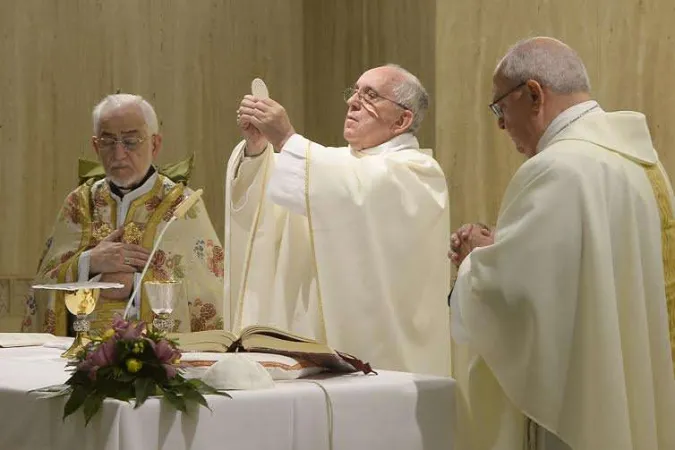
left=0, top=346, right=457, bottom=450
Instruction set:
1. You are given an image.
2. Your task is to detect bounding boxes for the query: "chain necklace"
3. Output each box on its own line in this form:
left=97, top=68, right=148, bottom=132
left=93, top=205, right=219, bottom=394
left=548, top=104, right=599, bottom=142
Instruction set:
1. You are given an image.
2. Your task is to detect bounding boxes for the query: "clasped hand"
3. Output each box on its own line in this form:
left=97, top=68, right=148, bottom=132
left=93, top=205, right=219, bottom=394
left=449, top=223, right=494, bottom=267
left=88, top=227, right=151, bottom=299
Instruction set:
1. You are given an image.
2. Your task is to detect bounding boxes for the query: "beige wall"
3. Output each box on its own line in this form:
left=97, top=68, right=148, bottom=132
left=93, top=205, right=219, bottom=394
left=303, top=0, right=435, bottom=148
left=436, top=0, right=675, bottom=229
left=0, top=0, right=305, bottom=328
left=2, top=0, right=674, bottom=329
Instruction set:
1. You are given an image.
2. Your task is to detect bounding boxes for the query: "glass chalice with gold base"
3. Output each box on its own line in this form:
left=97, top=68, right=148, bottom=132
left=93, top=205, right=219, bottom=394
left=144, top=280, right=182, bottom=334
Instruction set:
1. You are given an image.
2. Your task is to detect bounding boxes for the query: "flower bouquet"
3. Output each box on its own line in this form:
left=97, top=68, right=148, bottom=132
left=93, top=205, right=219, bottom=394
left=33, top=315, right=229, bottom=425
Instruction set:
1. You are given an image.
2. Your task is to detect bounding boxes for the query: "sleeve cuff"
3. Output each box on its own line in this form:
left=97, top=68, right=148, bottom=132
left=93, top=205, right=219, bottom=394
left=78, top=251, right=92, bottom=281
left=127, top=273, right=143, bottom=320
left=280, top=133, right=308, bottom=158
left=449, top=256, right=472, bottom=344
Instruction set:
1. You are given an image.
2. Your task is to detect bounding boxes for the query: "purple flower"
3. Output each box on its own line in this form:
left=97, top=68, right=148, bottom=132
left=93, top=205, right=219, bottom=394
left=111, top=315, right=147, bottom=340
left=91, top=339, right=117, bottom=367
left=111, top=315, right=129, bottom=331
left=77, top=338, right=117, bottom=379
left=119, top=322, right=146, bottom=340
left=163, top=364, right=177, bottom=379
left=148, top=339, right=181, bottom=379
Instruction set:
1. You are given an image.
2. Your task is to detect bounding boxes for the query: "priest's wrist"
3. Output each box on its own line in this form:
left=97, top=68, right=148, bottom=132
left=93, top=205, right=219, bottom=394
left=244, top=140, right=268, bottom=157
left=272, top=129, right=296, bottom=151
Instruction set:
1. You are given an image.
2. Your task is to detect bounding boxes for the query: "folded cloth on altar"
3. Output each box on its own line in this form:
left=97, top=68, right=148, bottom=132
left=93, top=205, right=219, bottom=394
left=41, top=337, right=75, bottom=350
left=181, top=352, right=324, bottom=381
left=182, top=353, right=275, bottom=390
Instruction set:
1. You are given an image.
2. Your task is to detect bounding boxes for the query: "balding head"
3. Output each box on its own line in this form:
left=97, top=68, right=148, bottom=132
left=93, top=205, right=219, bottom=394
left=343, top=64, right=427, bottom=150
left=490, top=37, right=593, bottom=158
left=495, top=37, right=590, bottom=94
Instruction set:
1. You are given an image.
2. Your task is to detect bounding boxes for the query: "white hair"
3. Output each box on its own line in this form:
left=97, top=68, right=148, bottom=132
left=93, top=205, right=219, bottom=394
left=385, top=64, right=429, bottom=134
left=496, top=37, right=591, bottom=94
left=92, top=93, right=159, bottom=135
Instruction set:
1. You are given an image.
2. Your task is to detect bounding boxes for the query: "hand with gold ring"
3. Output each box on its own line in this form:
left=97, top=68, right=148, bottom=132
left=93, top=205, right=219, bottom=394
left=89, top=227, right=151, bottom=276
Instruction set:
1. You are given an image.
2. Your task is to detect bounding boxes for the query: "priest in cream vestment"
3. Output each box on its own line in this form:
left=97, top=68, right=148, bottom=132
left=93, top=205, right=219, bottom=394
left=22, top=94, right=224, bottom=335
left=227, top=65, right=451, bottom=375
left=449, top=38, right=675, bottom=450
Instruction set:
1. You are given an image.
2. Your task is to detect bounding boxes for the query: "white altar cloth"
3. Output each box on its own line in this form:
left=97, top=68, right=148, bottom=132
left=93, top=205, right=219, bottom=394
left=0, top=346, right=456, bottom=450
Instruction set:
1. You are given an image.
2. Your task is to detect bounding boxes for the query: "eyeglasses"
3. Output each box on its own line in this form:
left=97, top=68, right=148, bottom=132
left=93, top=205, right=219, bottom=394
left=343, top=86, right=410, bottom=111
left=96, top=135, right=147, bottom=151
left=488, top=82, right=527, bottom=119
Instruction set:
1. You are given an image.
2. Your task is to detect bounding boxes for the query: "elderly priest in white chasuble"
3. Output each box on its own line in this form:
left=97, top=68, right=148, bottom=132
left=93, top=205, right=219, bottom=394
left=226, top=64, right=451, bottom=375
left=22, top=94, right=224, bottom=336
left=449, top=37, right=675, bottom=450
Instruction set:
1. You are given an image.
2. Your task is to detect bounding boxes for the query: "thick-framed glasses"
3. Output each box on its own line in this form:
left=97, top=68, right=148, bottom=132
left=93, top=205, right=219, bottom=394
left=96, top=135, right=147, bottom=151
left=488, top=82, right=526, bottom=118
left=343, top=86, right=410, bottom=111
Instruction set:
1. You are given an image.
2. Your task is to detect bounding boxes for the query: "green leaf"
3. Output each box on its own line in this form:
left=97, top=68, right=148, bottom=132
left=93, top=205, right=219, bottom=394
left=162, top=388, right=187, bottom=413
left=83, top=393, right=104, bottom=426
left=30, top=384, right=73, bottom=399
left=63, top=386, right=90, bottom=421
left=133, top=378, right=154, bottom=409
left=188, top=379, right=232, bottom=398
left=116, top=371, right=135, bottom=383
left=181, top=388, right=210, bottom=410
left=110, top=384, right=135, bottom=402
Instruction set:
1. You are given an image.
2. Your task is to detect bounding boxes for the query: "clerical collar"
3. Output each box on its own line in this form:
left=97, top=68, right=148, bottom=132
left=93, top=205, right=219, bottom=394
left=108, top=166, right=156, bottom=199
left=537, top=100, right=603, bottom=153
left=356, top=133, right=420, bottom=156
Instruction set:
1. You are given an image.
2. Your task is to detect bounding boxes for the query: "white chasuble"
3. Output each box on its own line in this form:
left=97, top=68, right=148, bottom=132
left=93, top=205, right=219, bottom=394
left=450, top=109, right=675, bottom=450
left=225, top=133, right=452, bottom=375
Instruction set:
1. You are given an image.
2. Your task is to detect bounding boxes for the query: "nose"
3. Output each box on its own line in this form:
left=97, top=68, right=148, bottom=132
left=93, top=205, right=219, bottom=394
left=498, top=117, right=505, bottom=130
left=112, top=141, right=128, bottom=159
left=346, top=92, right=360, bottom=107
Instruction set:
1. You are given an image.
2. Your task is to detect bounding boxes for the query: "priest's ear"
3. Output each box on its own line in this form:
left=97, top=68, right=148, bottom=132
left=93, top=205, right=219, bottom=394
left=91, top=135, right=100, bottom=158
left=526, top=79, right=544, bottom=112
left=150, top=133, right=163, bottom=159
left=393, top=109, right=415, bottom=134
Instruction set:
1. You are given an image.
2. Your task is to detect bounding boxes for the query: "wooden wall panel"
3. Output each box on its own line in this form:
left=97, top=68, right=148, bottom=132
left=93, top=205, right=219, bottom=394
left=3, top=0, right=675, bottom=331
left=435, top=1, right=601, bottom=230
left=0, top=0, right=305, bottom=280
left=302, top=0, right=435, bottom=149
left=596, top=0, right=675, bottom=176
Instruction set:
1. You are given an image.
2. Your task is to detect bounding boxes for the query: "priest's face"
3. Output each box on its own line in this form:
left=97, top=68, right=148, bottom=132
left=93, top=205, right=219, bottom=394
left=92, top=104, right=161, bottom=188
left=343, top=67, right=412, bottom=150
left=491, top=75, right=544, bottom=158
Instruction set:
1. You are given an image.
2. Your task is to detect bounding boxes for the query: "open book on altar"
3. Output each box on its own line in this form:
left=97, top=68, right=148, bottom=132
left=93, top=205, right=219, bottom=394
left=168, top=325, right=374, bottom=375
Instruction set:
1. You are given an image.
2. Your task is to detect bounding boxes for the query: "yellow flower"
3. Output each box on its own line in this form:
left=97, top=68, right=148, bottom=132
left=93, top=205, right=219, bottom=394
left=102, top=329, right=115, bottom=341
left=126, top=358, right=143, bottom=373
left=132, top=341, right=144, bottom=354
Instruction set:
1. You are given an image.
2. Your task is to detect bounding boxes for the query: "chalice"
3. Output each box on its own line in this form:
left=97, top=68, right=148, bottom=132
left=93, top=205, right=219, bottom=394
left=31, top=281, right=123, bottom=358
left=144, top=280, right=182, bottom=334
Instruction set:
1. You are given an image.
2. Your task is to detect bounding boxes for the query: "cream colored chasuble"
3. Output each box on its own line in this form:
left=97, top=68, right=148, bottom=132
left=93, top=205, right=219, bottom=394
left=25, top=173, right=225, bottom=335
left=225, top=133, right=452, bottom=375
left=450, top=108, right=675, bottom=450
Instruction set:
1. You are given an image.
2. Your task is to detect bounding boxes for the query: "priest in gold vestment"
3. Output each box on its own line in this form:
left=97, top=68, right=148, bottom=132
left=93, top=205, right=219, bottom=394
left=226, top=65, right=451, bottom=375
left=22, top=94, right=224, bottom=335
left=449, top=37, right=675, bottom=450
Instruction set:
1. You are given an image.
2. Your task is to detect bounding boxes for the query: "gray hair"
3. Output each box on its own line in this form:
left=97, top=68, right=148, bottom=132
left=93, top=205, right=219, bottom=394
left=92, top=93, right=159, bottom=135
left=496, top=37, right=591, bottom=94
left=386, top=64, right=429, bottom=134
